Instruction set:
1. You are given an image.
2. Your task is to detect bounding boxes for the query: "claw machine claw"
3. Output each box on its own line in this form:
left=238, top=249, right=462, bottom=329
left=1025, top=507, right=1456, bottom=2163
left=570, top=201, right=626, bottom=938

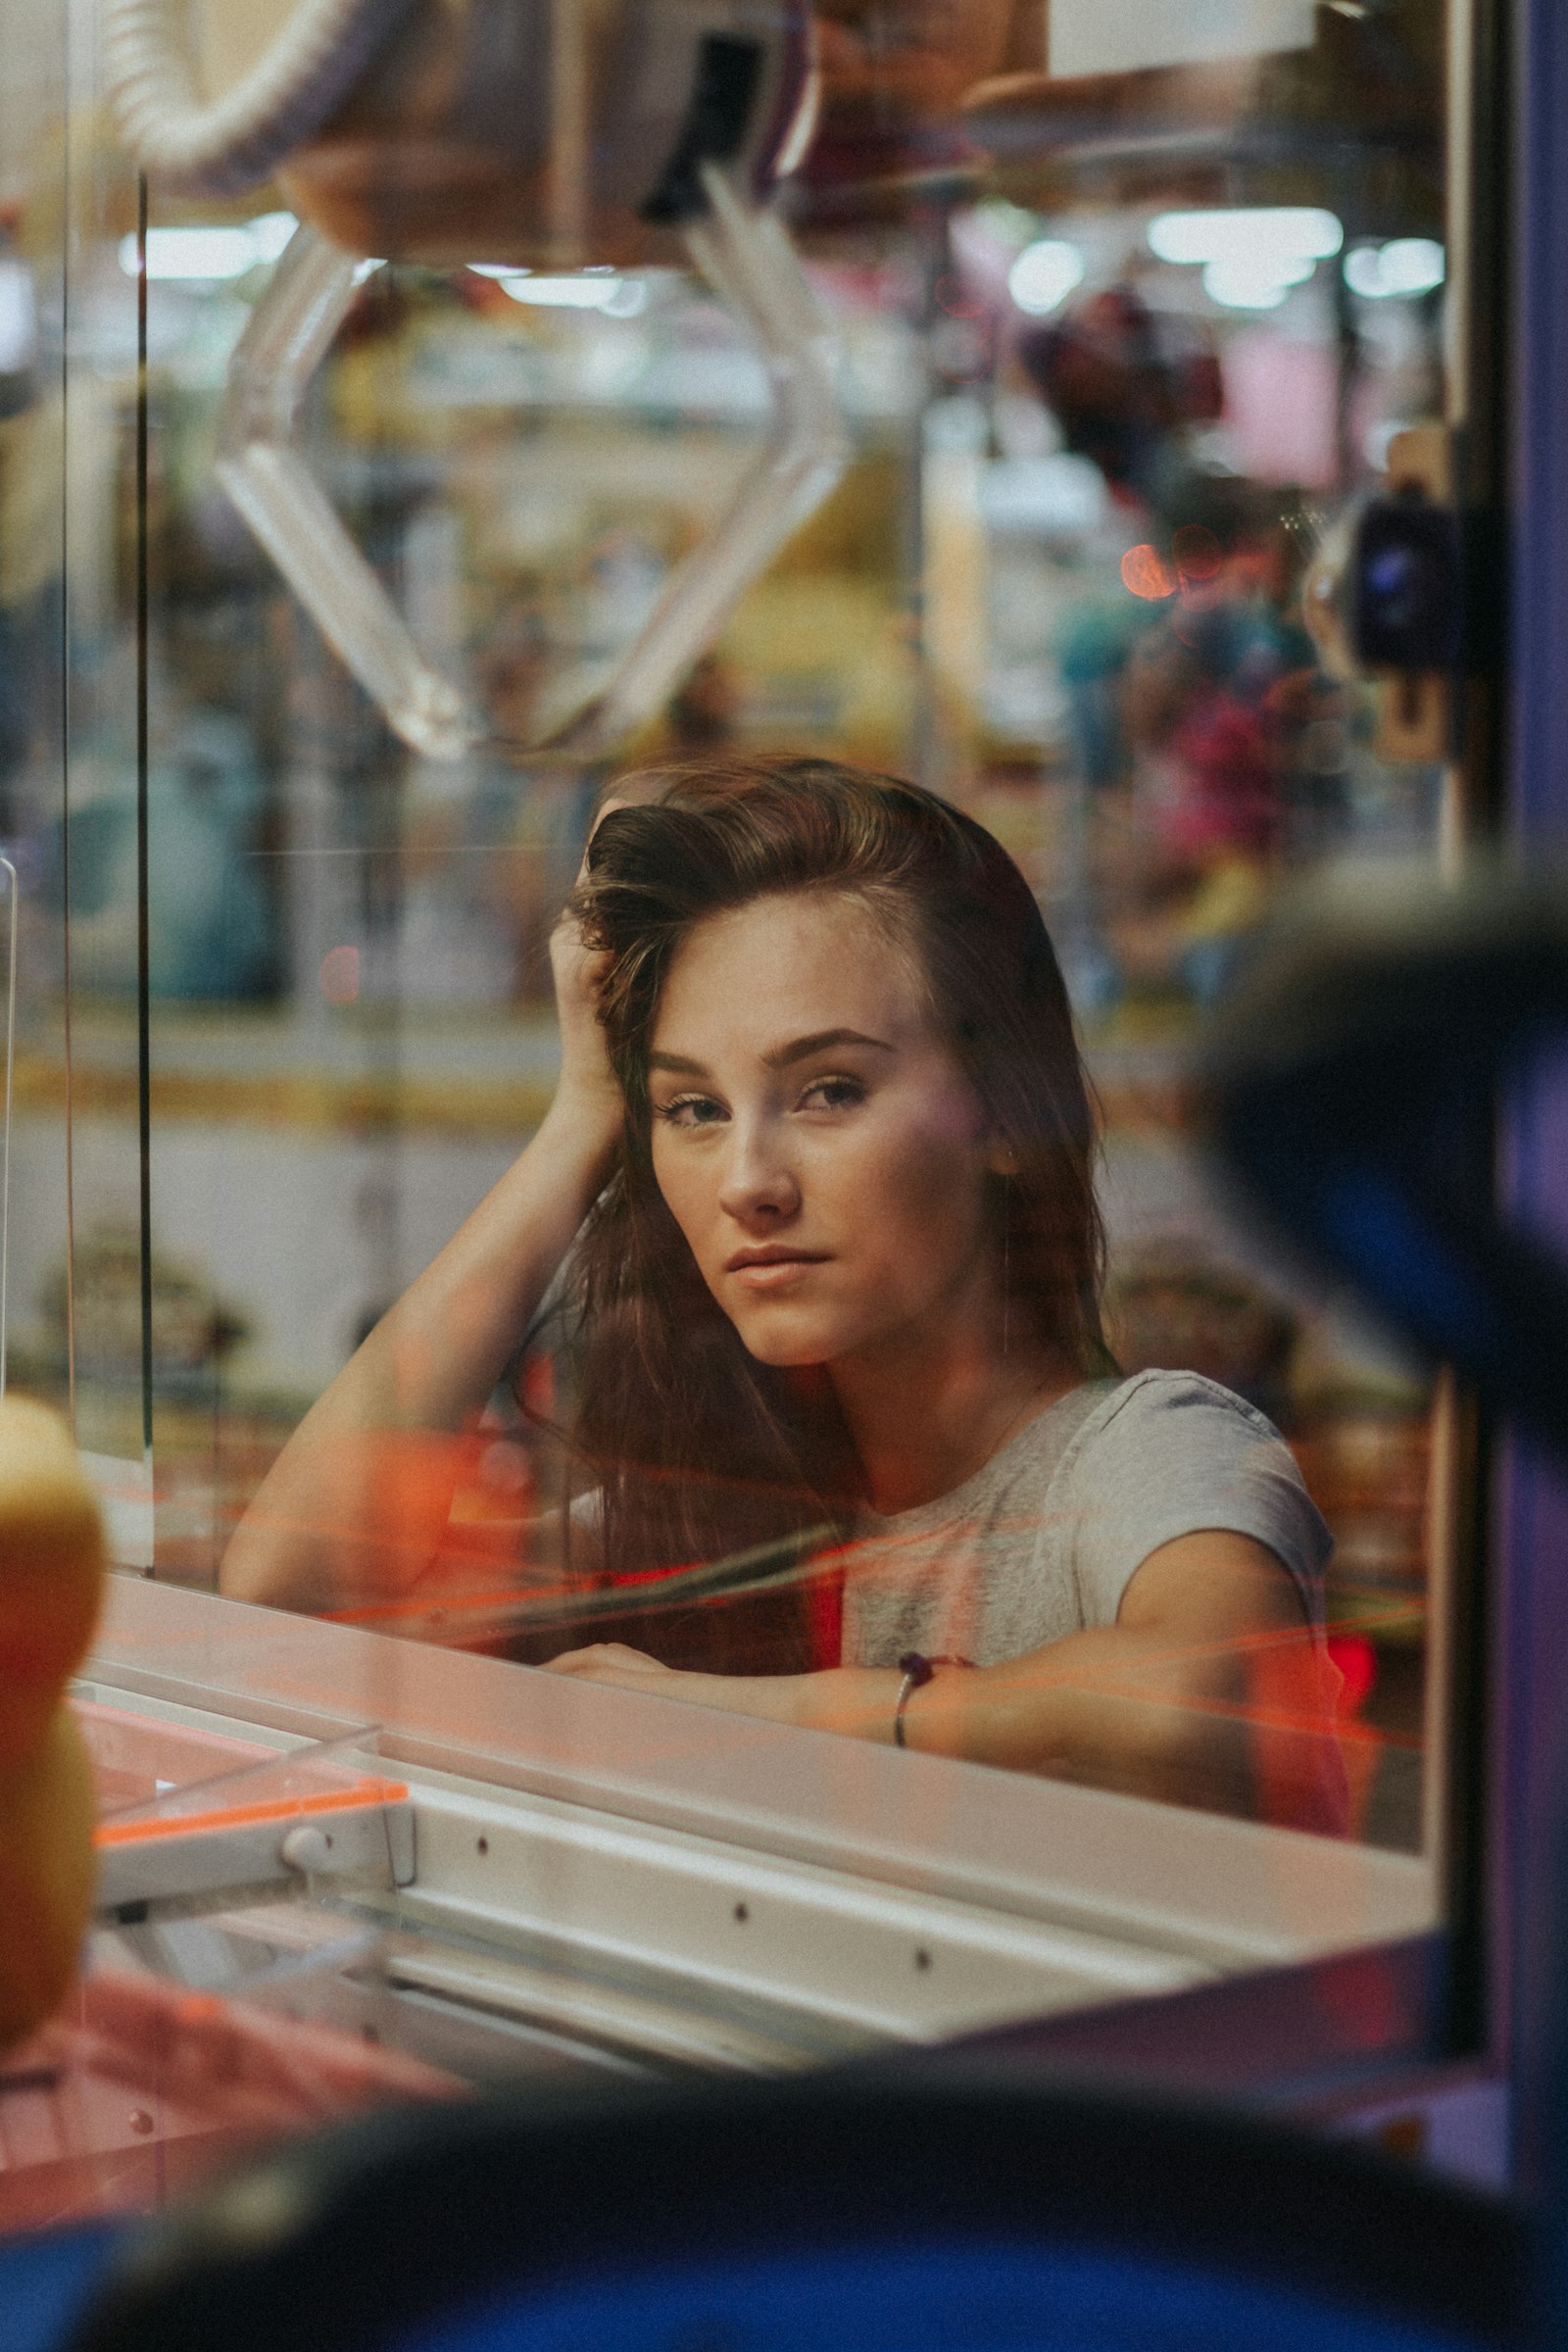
left=104, top=0, right=844, bottom=757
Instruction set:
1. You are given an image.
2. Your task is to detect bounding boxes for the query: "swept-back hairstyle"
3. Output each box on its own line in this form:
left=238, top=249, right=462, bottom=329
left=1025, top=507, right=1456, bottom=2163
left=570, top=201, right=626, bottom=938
left=558, top=757, right=1106, bottom=1664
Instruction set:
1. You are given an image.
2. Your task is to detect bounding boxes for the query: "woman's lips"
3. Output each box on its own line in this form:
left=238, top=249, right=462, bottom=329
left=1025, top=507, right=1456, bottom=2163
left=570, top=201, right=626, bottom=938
left=726, top=1250, right=830, bottom=1292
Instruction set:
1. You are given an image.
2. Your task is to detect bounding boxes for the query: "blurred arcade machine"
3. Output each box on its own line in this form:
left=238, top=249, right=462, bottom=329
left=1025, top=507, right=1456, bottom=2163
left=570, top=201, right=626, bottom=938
left=0, top=0, right=1558, bottom=2252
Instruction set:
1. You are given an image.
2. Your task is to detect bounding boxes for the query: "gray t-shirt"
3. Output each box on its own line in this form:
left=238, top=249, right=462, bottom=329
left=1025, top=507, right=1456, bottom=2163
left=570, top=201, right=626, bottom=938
left=842, top=1369, right=1331, bottom=1669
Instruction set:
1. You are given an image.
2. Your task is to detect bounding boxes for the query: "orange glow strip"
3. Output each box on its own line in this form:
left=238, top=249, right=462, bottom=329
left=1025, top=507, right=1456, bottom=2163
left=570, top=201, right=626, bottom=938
left=96, top=1779, right=408, bottom=1846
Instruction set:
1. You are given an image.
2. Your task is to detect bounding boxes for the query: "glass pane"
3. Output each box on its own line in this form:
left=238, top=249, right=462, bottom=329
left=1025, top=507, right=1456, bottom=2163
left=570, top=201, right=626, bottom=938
left=7, top=10, right=158, bottom=1546
left=5, top=0, right=1481, bottom=2185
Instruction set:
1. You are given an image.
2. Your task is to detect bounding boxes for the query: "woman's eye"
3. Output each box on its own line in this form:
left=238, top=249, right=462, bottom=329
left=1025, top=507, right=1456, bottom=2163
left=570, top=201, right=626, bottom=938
left=656, top=1094, right=726, bottom=1128
left=799, top=1075, right=866, bottom=1112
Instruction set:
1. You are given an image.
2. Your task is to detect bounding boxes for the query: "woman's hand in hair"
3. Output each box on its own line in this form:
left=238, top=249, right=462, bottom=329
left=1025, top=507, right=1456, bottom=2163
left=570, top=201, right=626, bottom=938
left=546, top=901, right=620, bottom=1149
left=545, top=801, right=628, bottom=1154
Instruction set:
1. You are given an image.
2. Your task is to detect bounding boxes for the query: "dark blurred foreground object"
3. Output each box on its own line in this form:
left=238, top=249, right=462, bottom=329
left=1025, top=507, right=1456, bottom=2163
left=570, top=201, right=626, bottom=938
left=21, top=862, right=1568, bottom=2352
left=53, top=2073, right=1535, bottom=2352
left=1202, top=865, right=1568, bottom=1457
left=1352, top=496, right=1462, bottom=676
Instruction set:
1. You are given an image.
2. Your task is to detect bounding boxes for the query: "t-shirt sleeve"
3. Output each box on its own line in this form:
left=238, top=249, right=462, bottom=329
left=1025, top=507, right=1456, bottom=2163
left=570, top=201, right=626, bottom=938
left=1064, top=1371, right=1333, bottom=1629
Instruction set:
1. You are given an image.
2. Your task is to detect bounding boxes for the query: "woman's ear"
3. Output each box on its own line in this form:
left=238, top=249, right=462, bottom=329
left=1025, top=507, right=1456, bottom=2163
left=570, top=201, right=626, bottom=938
left=984, top=1136, right=1022, bottom=1179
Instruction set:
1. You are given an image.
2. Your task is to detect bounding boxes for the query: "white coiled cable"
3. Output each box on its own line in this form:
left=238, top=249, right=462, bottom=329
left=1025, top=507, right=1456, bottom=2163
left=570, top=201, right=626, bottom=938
left=104, top=0, right=415, bottom=192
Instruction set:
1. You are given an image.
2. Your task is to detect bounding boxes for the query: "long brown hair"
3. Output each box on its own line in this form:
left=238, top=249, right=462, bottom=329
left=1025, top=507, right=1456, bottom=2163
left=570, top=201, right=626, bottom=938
left=552, top=757, right=1107, bottom=1663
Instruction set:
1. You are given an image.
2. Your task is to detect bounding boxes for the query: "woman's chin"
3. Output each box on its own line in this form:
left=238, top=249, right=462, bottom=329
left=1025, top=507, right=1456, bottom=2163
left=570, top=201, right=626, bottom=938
left=731, top=1308, right=855, bottom=1370
left=742, top=1336, right=835, bottom=1370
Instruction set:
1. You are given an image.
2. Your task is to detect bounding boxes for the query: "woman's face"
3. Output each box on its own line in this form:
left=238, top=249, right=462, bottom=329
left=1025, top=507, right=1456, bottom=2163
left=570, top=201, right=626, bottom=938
left=647, top=889, right=1004, bottom=1370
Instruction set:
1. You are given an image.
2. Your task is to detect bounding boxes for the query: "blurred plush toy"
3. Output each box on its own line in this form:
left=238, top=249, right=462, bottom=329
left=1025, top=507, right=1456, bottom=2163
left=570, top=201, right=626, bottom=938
left=0, top=1399, right=106, bottom=2050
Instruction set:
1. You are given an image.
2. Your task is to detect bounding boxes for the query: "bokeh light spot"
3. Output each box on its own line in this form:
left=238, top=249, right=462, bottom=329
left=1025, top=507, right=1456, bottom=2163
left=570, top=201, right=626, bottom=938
left=1006, top=239, right=1085, bottom=318
left=1120, top=544, right=1177, bottom=600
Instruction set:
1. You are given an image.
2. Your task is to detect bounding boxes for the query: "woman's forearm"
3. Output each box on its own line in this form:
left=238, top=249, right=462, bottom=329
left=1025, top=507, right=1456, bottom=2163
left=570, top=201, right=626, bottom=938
left=894, top=1633, right=1254, bottom=1811
left=782, top=1645, right=1221, bottom=1803
left=535, top=1648, right=1217, bottom=1777
left=328, top=1096, right=615, bottom=1430
left=220, top=1097, right=617, bottom=1613
left=841, top=1624, right=1328, bottom=1824
left=552, top=1628, right=1320, bottom=1824
left=538, top=1651, right=1202, bottom=1790
left=602, top=1641, right=1244, bottom=1796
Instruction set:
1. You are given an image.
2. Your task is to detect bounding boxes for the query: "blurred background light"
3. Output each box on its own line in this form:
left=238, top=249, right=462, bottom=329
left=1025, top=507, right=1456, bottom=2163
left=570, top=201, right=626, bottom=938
left=1148, top=207, right=1342, bottom=312
left=1203, top=254, right=1317, bottom=310
left=1006, top=239, right=1086, bottom=317
left=119, top=213, right=297, bottom=281
left=980, top=453, right=1107, bottom=536
left=1148, top=207, right=1344, bottom=267
left=499, top=273, right=648, bottom=314
left=1120, top=543, right=1177, bottom=599
left=248, top=213, right=298, bottom=263
left=1343, top=238, right=1446, bottom=298
left=0, top=261, right=37, bottom=372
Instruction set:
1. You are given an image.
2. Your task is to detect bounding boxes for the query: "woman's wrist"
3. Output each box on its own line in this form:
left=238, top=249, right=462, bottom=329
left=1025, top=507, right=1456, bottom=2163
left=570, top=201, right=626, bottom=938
left=790, top=1666, right=903, bottom=1740
left=537, top=1082, right=622, bottom=1177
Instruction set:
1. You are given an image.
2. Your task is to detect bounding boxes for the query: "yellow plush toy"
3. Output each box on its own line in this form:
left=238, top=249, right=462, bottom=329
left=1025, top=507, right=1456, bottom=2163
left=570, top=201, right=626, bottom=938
left=0, top=1398, right=106, bottom=2050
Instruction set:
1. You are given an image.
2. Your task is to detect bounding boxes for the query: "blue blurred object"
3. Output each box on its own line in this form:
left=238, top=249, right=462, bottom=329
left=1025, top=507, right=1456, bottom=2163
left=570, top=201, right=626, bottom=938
left=1204, top=869, right=1568, bottom=1455
left=0, top=2224, right=124, bottom=2352
left=386, top=2240, right=1486, bottom=2352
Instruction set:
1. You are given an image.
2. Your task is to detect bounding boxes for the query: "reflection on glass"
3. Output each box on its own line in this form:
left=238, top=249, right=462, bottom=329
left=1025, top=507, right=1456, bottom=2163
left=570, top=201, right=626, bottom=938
left=223, top=759, right=1347, bottom=1835
left=5, top=0, right=1457, bottom=1864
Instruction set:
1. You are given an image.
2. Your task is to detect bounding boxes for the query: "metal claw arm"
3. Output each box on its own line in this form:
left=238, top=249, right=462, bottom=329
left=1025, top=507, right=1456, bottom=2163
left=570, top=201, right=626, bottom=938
left=538, top=165, right=851, bottom=755
left=216, top=177, right=847, bottom=761
left=216, top=227, right=481, bottom=760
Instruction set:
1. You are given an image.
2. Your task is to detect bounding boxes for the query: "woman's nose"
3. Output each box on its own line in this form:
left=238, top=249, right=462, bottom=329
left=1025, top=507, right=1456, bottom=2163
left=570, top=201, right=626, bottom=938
left=716, top=1122, right=800, bottom=1223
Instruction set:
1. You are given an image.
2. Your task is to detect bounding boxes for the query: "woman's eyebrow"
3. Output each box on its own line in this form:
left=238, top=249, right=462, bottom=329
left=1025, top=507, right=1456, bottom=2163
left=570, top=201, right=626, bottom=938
left=648, top=1028, right=895, bottom=1080
left=762, top=1027, right=895, bottom=1069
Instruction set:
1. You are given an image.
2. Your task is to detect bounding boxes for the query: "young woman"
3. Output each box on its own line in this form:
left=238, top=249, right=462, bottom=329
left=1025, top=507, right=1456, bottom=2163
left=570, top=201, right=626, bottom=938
left=223, top=757, right=1342, bottom=1830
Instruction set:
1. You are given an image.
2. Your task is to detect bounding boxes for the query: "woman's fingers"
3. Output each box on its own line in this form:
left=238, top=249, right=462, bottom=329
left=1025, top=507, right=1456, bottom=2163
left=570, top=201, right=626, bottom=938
left=590, top=793, right=630, bottom=837
left=570, top=796, right=626, bottom=890
left=541, top=1642, right=669, bottom=1676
